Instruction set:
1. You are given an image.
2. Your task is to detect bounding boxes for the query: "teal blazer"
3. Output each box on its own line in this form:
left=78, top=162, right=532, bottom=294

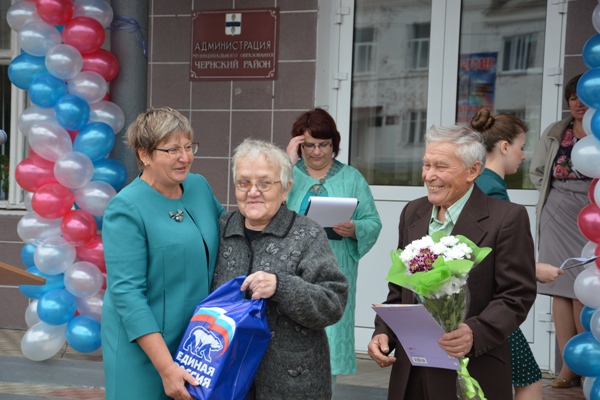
left=101, top=174, right=224, bottom=399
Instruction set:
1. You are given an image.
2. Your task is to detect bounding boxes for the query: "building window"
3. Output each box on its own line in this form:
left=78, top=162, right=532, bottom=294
left=354, top=27, right=376, bottom=75
left=385, top=115, right=400, bottom=126
left=502, top=34, right=537, bottom=72
left=410, top=23, right=430, bottom=70
left=404, top=110, right=427, bottom=144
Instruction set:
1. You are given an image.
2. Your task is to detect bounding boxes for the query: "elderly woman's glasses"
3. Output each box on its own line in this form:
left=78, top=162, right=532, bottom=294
left=302, top=142, right=332, bottom=151
left=235, top=179, right=281, bottom=192
left=155, top=142, right=199, bottom=156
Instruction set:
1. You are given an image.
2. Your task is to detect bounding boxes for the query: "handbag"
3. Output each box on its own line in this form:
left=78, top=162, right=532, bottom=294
left=174, top=276, right=271, bottom=400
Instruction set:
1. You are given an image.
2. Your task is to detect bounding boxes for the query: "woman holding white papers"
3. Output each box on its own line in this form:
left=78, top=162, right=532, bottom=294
left=286, top=108, right=382, bottom=387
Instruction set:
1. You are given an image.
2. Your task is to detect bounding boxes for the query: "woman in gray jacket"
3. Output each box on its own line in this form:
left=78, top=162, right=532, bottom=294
left=211, top=138, right=348, bottom=399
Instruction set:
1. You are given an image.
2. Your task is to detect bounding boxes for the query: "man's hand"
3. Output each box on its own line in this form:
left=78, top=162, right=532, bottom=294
left=439, top=323, right=473, bottom=358
left=367, top=334, right=397, bottom=368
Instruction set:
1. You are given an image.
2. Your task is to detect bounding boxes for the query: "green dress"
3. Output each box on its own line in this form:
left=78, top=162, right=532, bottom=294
left=101, top=174, right=224, bottom=399
left=476, top=168, right=542, bottom=386
left=286, top=159, right=382, bottom=375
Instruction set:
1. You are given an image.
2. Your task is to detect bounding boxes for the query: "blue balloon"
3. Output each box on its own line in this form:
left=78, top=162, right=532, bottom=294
left=92, top=158, right=127, bottom=190
left=73, top=122, right=115, bottom=162
left=578, top=68, right=600, bottom=109
left=582, top=306, right=597, bottom=331
left=19, top=267, right=65, bottom=299
left=93, top=215, right=103, bottom=231
left=37, top=289, right=77, bottom=326
left=591, top=109, right=600, bottom=140
left=7, top=52, right=48, bottom=90
left=28, top=74, right=68, bottom=109
left=591, top=378, right=600, bottom=400
left=584, top=34, right=600, bottom=69
left=564, top=331, right=600, bottom=376
left=66, top=315, right=101, bottom=353
left=55, top=94, right=90, bottom=131
left=21, top=243, right=36, bottom=268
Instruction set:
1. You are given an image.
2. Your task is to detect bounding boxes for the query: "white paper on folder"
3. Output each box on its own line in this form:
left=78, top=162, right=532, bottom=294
left=304, top=196, right=358, bottom=228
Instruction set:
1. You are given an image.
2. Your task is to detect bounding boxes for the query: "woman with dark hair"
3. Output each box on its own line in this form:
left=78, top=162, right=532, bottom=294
left=530, top=74, right=591, bottom=389
left=471, top=108, right=548, bottom=400
left=285, top=108, right=382, bottom=388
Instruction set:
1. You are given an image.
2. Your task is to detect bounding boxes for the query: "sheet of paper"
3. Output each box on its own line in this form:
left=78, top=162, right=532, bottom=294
left=372, top=304, right=460, bottom=370
left=304, top=197, right=358, bottom=228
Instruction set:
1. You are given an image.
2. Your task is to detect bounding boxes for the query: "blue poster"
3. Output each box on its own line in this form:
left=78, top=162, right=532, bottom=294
left=456, top=52, right=498, bottom=123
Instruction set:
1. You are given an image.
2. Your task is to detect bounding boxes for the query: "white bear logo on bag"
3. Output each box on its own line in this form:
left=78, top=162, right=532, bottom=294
left=183, top=326, right=223, bottom=362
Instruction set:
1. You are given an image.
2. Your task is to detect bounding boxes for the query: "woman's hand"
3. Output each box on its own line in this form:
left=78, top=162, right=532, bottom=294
left=158, top=362, right=198, bottom=400
left=536, top=262, right=565, bottom=283
left=286, top=136, right=305, bottom=166
left=242, top=271, right=277, bottom=299
left=333, top=221, right=356, bottom=239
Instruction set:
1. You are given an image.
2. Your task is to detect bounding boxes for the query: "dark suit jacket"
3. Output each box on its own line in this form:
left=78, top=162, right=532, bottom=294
left=374, top=185, right=536, bottom=400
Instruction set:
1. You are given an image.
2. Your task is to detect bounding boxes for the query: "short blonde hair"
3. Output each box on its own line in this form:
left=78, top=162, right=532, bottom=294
left=126, top=107, right=193, bottom=169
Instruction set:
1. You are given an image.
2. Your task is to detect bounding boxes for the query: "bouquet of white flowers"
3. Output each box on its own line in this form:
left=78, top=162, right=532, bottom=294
left=387, top=231, right=491, bottom=400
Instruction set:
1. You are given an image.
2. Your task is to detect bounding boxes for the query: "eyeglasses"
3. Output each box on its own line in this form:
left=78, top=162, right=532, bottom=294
left=235, top=179, right=281, bottom=192
left=155, top=142, right=199, bottom=156
left=302, top=142, right=332, bottom=151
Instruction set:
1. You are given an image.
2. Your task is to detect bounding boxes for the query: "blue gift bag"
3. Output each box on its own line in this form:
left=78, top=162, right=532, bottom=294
left=174, top=276, right=271, bottom=400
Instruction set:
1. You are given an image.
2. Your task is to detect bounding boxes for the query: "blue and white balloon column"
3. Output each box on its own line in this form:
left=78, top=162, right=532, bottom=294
left=6, top=0, right=126, bottom=361
left=561, top=4, right=600, bottom=400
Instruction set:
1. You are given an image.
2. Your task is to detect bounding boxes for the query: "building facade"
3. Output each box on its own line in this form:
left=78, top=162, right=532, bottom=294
left=0, top=0, right=595, bottom=374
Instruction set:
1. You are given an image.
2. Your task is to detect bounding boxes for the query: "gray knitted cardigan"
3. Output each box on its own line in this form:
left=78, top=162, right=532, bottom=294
left=211, top=206, right=349, bottom=400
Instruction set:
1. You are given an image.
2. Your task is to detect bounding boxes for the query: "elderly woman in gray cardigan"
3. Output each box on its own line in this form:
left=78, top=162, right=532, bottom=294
left=210, top=138, right=348, bottom=399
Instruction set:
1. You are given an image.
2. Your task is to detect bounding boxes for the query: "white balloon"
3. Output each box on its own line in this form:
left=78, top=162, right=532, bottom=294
left=584, top=375, right=596, bottom=399
left=74, top=181, right=117, bottom=216
left=54, top=151, right=94, bottom=189
left=17, top=211, right=63, bottom=245
left=28, top=121, right=73, bottom=162
left=575, top=266, right=600, bottom=308
left=73, top=0, right=114, bottom=28
left=25, top=300, right=41, bottom=327
left=34, top=236, right=77, bottom=275
left=582, top=241, right=598, bottom=258
left=64, top=261, right=103, bottom=298
left=594, top=4, right=600, bottom=34
left=46, top=44, right=84, bottom=81
left=67, top=71, right=108, bottom=104
left=17, top=20, right=62, bottom=57
left=18, top=106, right=56, bottom=136
left=20, top=322, right=66, bottom=361
left=24, top=191, right=34, bottom=212
left=7, top=0, right=42, bottom=32
left=89, top=101, right=125, bottom=134
left=583, top=108, right=596, bottom=137
left=572, top=135, right=600, bottom=178
left=76, top=289, right=104, bottom=322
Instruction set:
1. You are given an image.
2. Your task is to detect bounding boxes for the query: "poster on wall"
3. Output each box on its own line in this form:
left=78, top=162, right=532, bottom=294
left=190, top=8, right=279, bottom=81
left=456, top=52, right=498, bottom=123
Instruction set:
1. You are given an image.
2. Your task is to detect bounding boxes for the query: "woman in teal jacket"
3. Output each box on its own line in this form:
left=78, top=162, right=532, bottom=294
left=101, top=108, right=224, bottom=400
left=286, top=108, right=382, bottom=386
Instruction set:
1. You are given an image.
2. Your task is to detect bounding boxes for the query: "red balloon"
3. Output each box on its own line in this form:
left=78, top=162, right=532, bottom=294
left=101, top=272, right=107, bottom=290
left=15, top=156, right=58, bottom=192
left=31, top=182, right=74, bottom=219
left=76, top=234, right=105, bottom=273
left=578, top=204, right=600, bottom=243
left=36, top=0, right=74, bottom=26
left=62, top=17, right=106, bottom=55
left=61, top=209, right=98, bottom=246
left=82, top=49, right=120, bottom=82
left=67, top=129, right=79, bottom=143
left=589, top=179, right=599, bottom=204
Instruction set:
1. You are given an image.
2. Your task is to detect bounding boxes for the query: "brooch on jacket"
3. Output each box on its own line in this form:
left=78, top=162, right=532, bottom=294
left=169, top=209, right=184, bottom=222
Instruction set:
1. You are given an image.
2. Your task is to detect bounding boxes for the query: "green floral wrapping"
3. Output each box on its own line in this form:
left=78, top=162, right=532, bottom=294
left=385, top=232, right=491, bottom=400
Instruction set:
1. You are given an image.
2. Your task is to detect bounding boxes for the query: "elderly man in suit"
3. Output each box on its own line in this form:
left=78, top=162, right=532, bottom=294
left=368, top=125, right=537, bottom=400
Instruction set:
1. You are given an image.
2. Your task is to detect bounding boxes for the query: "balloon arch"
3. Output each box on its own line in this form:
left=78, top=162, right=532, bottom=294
left=6, top=0, right=126, bottom=360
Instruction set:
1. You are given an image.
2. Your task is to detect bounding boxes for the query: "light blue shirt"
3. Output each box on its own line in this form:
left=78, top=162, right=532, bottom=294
left=429, top=185, right=474, bottom=235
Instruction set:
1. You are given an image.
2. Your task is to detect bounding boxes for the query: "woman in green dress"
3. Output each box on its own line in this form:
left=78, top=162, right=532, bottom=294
left=285, top=108, right=382, bottom=388
left=471, top=108, right=562, bottom=400
left=101, top=108, right=224, bottom=399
